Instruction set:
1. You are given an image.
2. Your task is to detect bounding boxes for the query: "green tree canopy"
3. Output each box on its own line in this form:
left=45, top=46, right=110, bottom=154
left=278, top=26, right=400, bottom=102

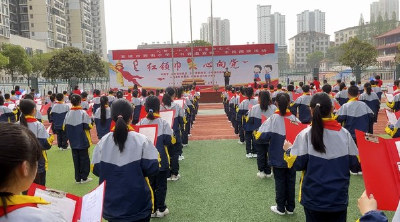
left=187, top=40, right=211, bottom=47
left=339, top=37, right=378, bottom=70
left=0, top=52, right=9, bottom=68
left=1, top=44, right=31, bottom=82
left=29, top=51, right=56, bottom=78
left=325, top=46, right=344, bottom=64
left=306, top=51, right=324, bottom=68
left=84, top=52, right=106, bottom=79
left=44, top=47, right=87, bottom=80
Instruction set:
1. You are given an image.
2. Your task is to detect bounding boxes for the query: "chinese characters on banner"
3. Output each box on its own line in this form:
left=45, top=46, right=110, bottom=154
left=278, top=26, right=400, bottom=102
left=108, top=44, right=278, bottom=89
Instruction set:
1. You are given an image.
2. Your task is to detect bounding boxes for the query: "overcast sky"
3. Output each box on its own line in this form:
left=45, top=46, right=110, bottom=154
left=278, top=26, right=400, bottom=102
left=104, top=0, right=375, bottom=50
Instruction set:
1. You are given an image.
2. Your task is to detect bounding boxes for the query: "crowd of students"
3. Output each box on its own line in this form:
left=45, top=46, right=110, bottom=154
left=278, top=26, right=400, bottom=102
left=221, top=76, right=398, bottom=221
left=0, top=83, right=200, bottom=221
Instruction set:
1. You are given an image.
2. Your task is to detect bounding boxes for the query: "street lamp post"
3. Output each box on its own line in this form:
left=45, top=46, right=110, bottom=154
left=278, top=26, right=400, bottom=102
left=211, top=0, right=215, bottom=86
left=169, top=0, right=175, bottom=87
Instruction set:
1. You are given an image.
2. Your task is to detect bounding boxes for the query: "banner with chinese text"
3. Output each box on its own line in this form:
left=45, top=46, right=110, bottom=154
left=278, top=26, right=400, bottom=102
left=108, top=44, right=278, bottom=89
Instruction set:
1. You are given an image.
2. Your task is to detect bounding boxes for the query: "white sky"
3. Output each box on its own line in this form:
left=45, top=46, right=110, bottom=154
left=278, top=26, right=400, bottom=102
left=104, top=0, right=375, bottom=50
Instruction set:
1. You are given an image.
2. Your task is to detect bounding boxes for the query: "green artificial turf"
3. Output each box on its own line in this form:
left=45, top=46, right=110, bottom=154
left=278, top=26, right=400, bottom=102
left=46, top=140, right=394, bottom=222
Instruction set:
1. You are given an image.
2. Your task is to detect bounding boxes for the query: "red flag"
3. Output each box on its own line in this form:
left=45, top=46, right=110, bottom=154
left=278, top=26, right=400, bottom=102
left=40, top=103, right=52, bottom=115
left=284, top=118, right=308, bottom=144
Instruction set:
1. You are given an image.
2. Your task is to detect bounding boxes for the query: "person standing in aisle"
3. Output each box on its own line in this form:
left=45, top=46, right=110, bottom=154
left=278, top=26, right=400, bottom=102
left=224, top=68, right=231, bottom=86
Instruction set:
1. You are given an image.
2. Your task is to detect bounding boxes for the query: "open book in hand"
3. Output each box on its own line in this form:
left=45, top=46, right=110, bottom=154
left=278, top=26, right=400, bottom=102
left=27, top=181, right=106, bottom=222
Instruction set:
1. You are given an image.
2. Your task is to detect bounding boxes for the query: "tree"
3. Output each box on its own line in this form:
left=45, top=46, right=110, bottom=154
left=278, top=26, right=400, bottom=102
left=186, top=40, right=211, bottom=47
left=44, top=47, right=87, bottom=80
left=84, top=52, right=106, bottom=79
left=376, top=13, right=384, bottom=36
left=325, top=46, right=343, bottom=64
left=306, top=51, right=324, bottom=68
left=0, top=53, right=9, bottom=68
left=1, top=44, right=32, bottom=84
left=357, top=14, right=368, bottom=42
left=339, top=37, right=378, bottom=70
left=390, top=11, right=398, bottom=30
left=29, top=52, right=55, bottom=78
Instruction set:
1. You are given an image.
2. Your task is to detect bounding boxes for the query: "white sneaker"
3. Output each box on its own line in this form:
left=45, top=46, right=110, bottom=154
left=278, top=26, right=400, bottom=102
left=257, top=171, right=267, bottom=179
left=179, top=155, right=185, bottom=161
left=266, top=173, right=273, bottom=178
left=182, top=144, right=188, bottom=147
left=75, top=180, right=81, bottom=184
left=188, top=134, right=192, bottom=137
left=65, top=146, right=71, bottom=150
left=246, top=153, right=252, bottom=158
left=59, top=148, right=63, bottom=151
left=152, top=208, right=170, bottom=218
left=350, top=171, right=358, bottom=176
left=270, top=206, right=285, bottom=215
left=238, top=141, right=244, bottom=145
left=171, top=174, right=180, bottom=181
left=167, top=177, right=172, bottom=181
left=286, top=210, right=294, bottom=215
left=358, top=172, right=363, bottom=175
left=252, top=154, right=258, bottom=158
left=81, top=178, right=93, bottom=184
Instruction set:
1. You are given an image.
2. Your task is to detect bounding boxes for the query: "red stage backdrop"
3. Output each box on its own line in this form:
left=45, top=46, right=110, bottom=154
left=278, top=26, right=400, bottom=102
left=108, top=44, right=278, bottom=89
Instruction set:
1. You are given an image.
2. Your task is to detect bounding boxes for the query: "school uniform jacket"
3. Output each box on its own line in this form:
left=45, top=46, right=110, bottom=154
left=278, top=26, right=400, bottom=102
left=139, top=116, right=176, bottom=171
left=0, top=195, right=65, bottom=222
left=160, top=102, right=185, bottom=143
left=387, top=93, right=400, bottom=112
left=92, top=129, right=159, bottom=221
left=92, top=96, right=101, bottom=114
left=50, top=102, right=70, bottom=130
left=63, top=107, right=93, bottom=149
left=17, top=116, right=53, bottom=174
left=336, top=98, right=374, bottom=138
left=372, top=85, right=382, bottom=100
left=229, top=94, right=238, bottom=121
left=108, top=94, right=116, bottom=106
left=386, top=117, right=400, bottom=138
left=292, top=94, right=312, bottom=123
left=358, top=211, right=389, bottom=222
left=0, top=105, right=16, bottom=122
left=272, top=90, right=284, bottom=102
left=284, top=119, right=359, bottom=212
left=357, top=85, right=364, bottom=95
left=238, top=98, right=258, bottom=131
left=334, top=90, right=349, bottom=106
left=81, top=99, right=89, bottom=110
left=94, top=106, right=112, bottom=139
left=359, top=92, right=380, bottom=119
left=255, top=111, right=298, bottom=168
left=132, top=97, right=142, bottom=124
left=332, top=84, right=340, bottom=93
left=246, top=104, right=277, bottom=131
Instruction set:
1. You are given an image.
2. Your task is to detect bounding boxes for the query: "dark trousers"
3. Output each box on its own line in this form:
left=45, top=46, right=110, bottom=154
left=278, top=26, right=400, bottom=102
left=150, top=170, right=168, bottom=212
left=71, top=149, right=90, bottom=182
left=167, top=143, right=180, bottom=176
left=238, top=120, right=244, bottom=142
left=224, top=77, right=230, bottom=86
left=109, top=215, right=150, bottom=222
left=273, top=167, right=296, bottom=213
left=55, top=129, right=68, bottom=149
left=34, top=171, right=46, bottom=186
left=245, top=131, right=256, bottom=154
left=256, top=142, right=271, bottom=174
left=350, top=137, right=362, bottom=173
left=304, top=208, right=347, bottom=222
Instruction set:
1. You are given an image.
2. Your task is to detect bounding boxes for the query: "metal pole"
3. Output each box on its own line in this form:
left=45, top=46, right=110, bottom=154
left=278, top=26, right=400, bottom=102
left=170, top=0, right=175, bottom=87
left=211, top=0, right=215, bottom=86
left=189, top=0, right=194, bottom=82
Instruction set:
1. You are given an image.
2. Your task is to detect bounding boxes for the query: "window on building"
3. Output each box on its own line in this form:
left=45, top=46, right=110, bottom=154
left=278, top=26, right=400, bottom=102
left=29, top=6, right=32, bottom=10
left=31, top=32, right=34, bottom=36
left=30, top=14, right=33, bottom=18
left=31, top=23, right=34, bottom=27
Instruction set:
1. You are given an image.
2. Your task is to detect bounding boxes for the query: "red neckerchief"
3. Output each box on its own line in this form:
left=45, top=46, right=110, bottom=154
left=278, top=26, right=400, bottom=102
left=25, top=115, right=37, bottom=123
left=323, top=119, right=342, bottom=131
left=148, top=113, right=161, bottom=119
left=0, top=203, right=38, bottom=217
left=275, top=109, right=292, bottom=117
left=302, top=93, right=311, bottom=96
left=71, top=106, right=82, bottom=110
left=55, top=101, right=64, bottom=104
left=82, top=99, right=87, bottom=102
left=111, top=125, right=135, bottom=132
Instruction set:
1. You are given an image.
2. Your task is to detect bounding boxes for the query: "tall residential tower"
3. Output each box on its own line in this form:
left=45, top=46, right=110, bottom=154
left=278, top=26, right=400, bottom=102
left=257, top=5, right=286, bottom=46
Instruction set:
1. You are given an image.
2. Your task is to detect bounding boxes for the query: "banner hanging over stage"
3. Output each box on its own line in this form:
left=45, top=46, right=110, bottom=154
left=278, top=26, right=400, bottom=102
left=108, top=44, right=278, bottom=89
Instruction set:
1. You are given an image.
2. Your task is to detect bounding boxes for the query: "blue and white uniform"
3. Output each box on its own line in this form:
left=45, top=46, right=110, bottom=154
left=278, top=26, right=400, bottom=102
left=292, top=94, right=312, bottom=124
left=64, top=107, right=92, bottom=149
left=0, top=105, right=16, bottom=122
left=94, top=106, right=111, bottom=139
left=335, top=89, right=349, bottom=106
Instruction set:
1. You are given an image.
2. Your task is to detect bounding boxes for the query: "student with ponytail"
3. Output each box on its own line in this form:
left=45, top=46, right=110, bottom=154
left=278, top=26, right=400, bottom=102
left=334, top=82, right=349, bottom=106
left=247, top=91, right=276, bottom=178
left=94, top=96, right=111, bottom=139
left=18, top=99, right=54, bottom=186
left=131, top=89, right=142, bottom=125
left=0, top=123, right=66, bottom=221
left=91, top=89, right=101, bottom=114
left=92, top=99, right=159, bottom=222
left=282, top=93, right=359, bottom=222
left=80, top=92, right=89, bottom=110
left=359, top=83, right=380, bottom=124
left=64, top=94, right=93, bottom=184
left=139, top=96, right=176, bottom=218
left=141, top=88, right=148, bottom=105
left=161, top=87, right=185, bottom=181
left=254, top=93, right=298, bottom=215
left=239, top=87, right=258, bottom=158
left=291, top=85, right=312, bottom=124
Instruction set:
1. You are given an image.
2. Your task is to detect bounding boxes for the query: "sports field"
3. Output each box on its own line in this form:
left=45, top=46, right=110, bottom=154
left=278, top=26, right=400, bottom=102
left=45, top=103, right=394, bottom=221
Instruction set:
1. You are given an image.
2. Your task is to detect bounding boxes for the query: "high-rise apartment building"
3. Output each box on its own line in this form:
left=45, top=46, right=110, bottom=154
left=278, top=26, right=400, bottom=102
left=9, top=0, right=68, bottom=49
left=91, top=0, right=107, bottom=60
left=370, top=0, right=399, bottom=21
left=66, top=0, right=93, bottom=53
left=200, top=17, right=230, bottom=46
left=257, top=5, right=286, bottom=46
left=297, top=10, right=325, bottom=34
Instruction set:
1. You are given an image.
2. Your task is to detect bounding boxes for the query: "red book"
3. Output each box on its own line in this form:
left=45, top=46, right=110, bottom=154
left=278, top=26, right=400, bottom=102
left=283, top=118, right=308, bottom=144
left=356, top=130, right=400, bottom=211
left=40, top=103, right=52, bottom=115
left=292, top=93, right=302, bottom=102
left=334, top=101, right=341, bottom=111
left=139, top=105, right=147, bottom=120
